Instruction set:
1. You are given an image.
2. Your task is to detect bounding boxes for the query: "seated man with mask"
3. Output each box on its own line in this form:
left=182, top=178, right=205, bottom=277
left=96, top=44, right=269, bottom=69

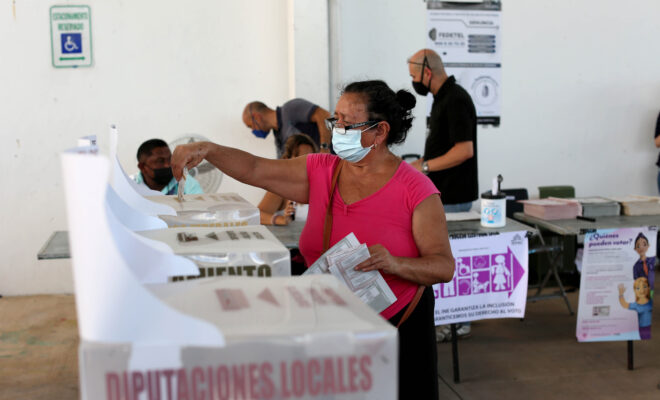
left=134, top=139, right=204, bottom=195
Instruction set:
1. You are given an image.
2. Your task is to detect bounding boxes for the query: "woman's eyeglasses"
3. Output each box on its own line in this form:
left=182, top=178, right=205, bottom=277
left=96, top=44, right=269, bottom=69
left=325, top=117, right=380, bottom=134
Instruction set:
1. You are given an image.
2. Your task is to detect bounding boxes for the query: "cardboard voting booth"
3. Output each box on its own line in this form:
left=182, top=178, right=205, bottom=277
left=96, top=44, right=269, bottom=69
left=62, top=148, right=397, bottom=400
left=139, top=226, right=291, bottom=281
left=147, top=193, right=261, bottom=228
left=79, top=276, right=398, bottom=400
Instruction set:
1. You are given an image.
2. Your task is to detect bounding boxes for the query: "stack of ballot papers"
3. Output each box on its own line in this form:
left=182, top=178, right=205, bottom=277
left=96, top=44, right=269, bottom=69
left=147, top=193, right=260, bottom=227
left=519, top=198, right=581, bottom=220
left=138, top=226, right=291, bottom=281
left=607, top=195, right=660, bottom=216
left=303, top=233, right=396, bottom=314
left=572, top=196, right=621, bottom=217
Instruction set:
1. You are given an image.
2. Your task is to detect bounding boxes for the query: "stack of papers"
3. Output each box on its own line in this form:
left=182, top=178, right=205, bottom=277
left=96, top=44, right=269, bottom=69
left=607, top=195, right=660, bottom=216
left=303, top=233, right=397, bottom=313
left=146, top=193, right=260, bottom=227
left=138, top=226, right=291, bottom=281
left=520, top=198, right=581, bottom=220
left=571, top=197, right=621, bottom=217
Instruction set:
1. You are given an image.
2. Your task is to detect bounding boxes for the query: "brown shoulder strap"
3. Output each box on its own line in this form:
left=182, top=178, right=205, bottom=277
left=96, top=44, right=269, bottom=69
left=396, top=285, right=426, bottom=328
left=323, top=160, right=344, bottom=252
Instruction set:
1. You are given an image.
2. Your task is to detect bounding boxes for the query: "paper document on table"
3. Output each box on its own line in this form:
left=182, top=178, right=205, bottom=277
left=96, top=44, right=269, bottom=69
left=177, top=167, right=187, bottom=203
left=302, top=232, right=360, bottom=275
left=445, top=210, right=481, bottom=221
left=326, top=244, right=397, bottom=313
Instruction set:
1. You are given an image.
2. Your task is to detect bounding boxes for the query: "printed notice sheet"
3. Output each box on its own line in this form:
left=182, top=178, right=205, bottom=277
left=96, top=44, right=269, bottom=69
left=433, top=231, right=529, bottom=325
left=303, top=233, right=396, bottom=313
left=427, top=2, right=502, bottom=125
left=576, top=227, right=656, bottom=342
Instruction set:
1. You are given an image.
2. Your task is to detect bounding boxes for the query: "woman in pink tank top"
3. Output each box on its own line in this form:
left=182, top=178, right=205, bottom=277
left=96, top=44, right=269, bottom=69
left=172, top=80, right=455, bottom=400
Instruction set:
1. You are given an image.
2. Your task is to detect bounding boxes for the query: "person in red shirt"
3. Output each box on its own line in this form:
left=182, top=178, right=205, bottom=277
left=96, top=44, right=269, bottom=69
left=172, top=80, right=455, bottom=400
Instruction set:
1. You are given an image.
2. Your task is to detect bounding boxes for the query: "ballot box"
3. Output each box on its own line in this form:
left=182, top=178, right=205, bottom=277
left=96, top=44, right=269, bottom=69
left=147, top=193, right=260, bottom=227
left=78, top=275, right=398, bottom=400
left=138, top=226, right=291, bottom=281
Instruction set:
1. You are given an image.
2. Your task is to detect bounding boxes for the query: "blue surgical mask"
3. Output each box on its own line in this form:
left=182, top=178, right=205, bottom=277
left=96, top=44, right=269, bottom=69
left=331, top=126, right=376, bottom=162
left=252, top=129, right=270, bottom=139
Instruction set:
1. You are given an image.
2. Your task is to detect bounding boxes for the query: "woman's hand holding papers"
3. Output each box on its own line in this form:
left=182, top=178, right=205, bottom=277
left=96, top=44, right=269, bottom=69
left=354, top=244, right=399, bottom=275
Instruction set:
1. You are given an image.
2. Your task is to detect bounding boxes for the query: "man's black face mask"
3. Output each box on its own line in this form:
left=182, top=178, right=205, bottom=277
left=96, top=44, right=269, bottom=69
left=151, top=167, right=173, bottom=185
left=412, top=56, right=431, bottom=96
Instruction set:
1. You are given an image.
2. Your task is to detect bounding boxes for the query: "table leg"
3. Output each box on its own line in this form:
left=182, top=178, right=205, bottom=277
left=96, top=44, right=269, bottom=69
left=527, top=225, right=574, bottom=315
left=627, top=340, right=634, bottom=370
left=451, top=323, right=460, bottom=383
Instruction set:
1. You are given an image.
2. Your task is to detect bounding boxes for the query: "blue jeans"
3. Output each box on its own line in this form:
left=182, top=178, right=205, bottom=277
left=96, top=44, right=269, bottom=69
left=444, top=201, right=473, bottom=213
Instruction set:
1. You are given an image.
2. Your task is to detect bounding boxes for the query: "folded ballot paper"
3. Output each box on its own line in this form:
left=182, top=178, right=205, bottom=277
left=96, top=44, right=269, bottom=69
left=146, top=193, right=260, bottom=227
left=520, top=197, right=581, bottom=220
left=303, top=233, right=397, bottom=314
left=62, top=149, right=397, bottom=400
left=607, top=195, right=660, bottom=216
left=138, top=226, right=291, bottom=281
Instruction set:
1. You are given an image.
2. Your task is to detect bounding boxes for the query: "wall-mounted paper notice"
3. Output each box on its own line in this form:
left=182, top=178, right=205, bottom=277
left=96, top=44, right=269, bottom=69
left=108, top=125, right=176, bottom=215
left=61, top=147, right=224, bottom=346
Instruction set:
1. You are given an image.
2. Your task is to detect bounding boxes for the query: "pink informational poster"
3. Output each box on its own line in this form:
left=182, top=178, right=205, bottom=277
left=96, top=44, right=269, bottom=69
left=577, top=227, right=656, bottom=342
left=433, top=231, right=529, bottom=325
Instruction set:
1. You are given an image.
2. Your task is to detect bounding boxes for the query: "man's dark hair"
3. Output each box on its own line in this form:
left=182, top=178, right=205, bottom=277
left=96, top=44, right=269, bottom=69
left=137, top=139, right=169, bottom=161
left=342, top=80, right=416, bottom=145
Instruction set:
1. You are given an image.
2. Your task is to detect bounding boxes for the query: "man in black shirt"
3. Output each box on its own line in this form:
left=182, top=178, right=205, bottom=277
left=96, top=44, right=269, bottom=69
left=407, top=48, right=478, bottom=212
left=408, top=48, right=478, bottom=341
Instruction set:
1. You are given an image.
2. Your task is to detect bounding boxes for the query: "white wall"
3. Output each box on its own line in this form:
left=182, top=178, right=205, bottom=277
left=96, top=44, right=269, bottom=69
left=330, top=0, right=660, bottom=198
left=0, top=0, right=292, bottom=295
left=3, top=0, right=660, bottom=295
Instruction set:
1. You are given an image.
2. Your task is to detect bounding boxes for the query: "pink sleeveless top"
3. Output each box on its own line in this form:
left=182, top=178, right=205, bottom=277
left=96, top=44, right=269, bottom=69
left=299, top=154, right=440, bottom=319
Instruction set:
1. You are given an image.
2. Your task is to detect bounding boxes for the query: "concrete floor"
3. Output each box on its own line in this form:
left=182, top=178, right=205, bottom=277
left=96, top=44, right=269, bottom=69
left=1, top=286, right=658, bottom=400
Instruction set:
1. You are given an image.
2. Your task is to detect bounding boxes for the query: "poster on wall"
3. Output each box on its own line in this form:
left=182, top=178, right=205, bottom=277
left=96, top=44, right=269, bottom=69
left=576, top=227, right=656, bottom=342
left=433, top=231, right=528, bottom=325
left=426, top=1, right=501, bottom=125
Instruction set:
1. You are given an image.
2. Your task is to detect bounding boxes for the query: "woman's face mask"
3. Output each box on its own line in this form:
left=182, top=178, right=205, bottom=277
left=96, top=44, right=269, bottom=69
left=331, top=122, right=379, bottom=163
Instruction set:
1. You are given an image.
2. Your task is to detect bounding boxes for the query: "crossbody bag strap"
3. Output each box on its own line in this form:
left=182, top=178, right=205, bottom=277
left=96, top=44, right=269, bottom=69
left=396, top=285, right=426, bottom=328
left=323, top=160, right=344, bottom=252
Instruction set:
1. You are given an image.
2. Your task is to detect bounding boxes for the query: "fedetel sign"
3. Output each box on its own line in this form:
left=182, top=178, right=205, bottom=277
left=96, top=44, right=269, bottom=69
left=50, top=5, right=93, bottom=68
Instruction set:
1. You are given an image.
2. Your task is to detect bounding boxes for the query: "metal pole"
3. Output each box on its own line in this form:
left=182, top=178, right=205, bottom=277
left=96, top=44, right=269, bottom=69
left=451, top=323, right=460, bottom=383
left=627, top=340, right=633, bottom=370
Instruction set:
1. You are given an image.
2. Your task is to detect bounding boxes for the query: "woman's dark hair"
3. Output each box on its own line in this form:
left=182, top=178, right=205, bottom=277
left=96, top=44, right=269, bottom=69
left=282, top=133, right=318, bottom=159
left=342, top=80, right=416, bottom=145
left=634, top=232, right=649, bottom=248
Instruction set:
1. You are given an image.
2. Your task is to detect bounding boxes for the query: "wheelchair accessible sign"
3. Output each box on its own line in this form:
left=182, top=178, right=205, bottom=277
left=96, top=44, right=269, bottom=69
left=50, top=5, right=93, bottom=68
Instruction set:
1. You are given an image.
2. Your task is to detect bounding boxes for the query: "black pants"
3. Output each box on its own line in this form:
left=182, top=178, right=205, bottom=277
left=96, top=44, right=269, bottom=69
left=388, top=286, right=439, bottom=400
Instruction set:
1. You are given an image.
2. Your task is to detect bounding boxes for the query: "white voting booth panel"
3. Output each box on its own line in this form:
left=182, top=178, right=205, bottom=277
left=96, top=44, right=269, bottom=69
left=147, top=193, right=261, bottom=228
left=109, top=125, right=177, bottom=214
left=139, top=226, right=291, bottom=281
left=61, top=148, right=397, bottom=400
left=80, top=276, right=397, bottom=400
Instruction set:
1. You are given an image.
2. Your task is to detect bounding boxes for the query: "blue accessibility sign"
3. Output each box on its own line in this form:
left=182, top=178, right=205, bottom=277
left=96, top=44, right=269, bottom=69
left=61, top=33, right=82, bottom=54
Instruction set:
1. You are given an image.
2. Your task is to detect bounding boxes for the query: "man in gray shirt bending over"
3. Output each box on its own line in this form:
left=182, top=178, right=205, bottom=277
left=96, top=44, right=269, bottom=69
left=242, top=98, right=332, bottom=158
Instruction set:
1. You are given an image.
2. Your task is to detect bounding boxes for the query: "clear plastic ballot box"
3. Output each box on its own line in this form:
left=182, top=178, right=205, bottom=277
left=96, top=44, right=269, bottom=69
left=138, top=226, right=291, bottom=281
left=147, top=193, right=260, bottom=228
